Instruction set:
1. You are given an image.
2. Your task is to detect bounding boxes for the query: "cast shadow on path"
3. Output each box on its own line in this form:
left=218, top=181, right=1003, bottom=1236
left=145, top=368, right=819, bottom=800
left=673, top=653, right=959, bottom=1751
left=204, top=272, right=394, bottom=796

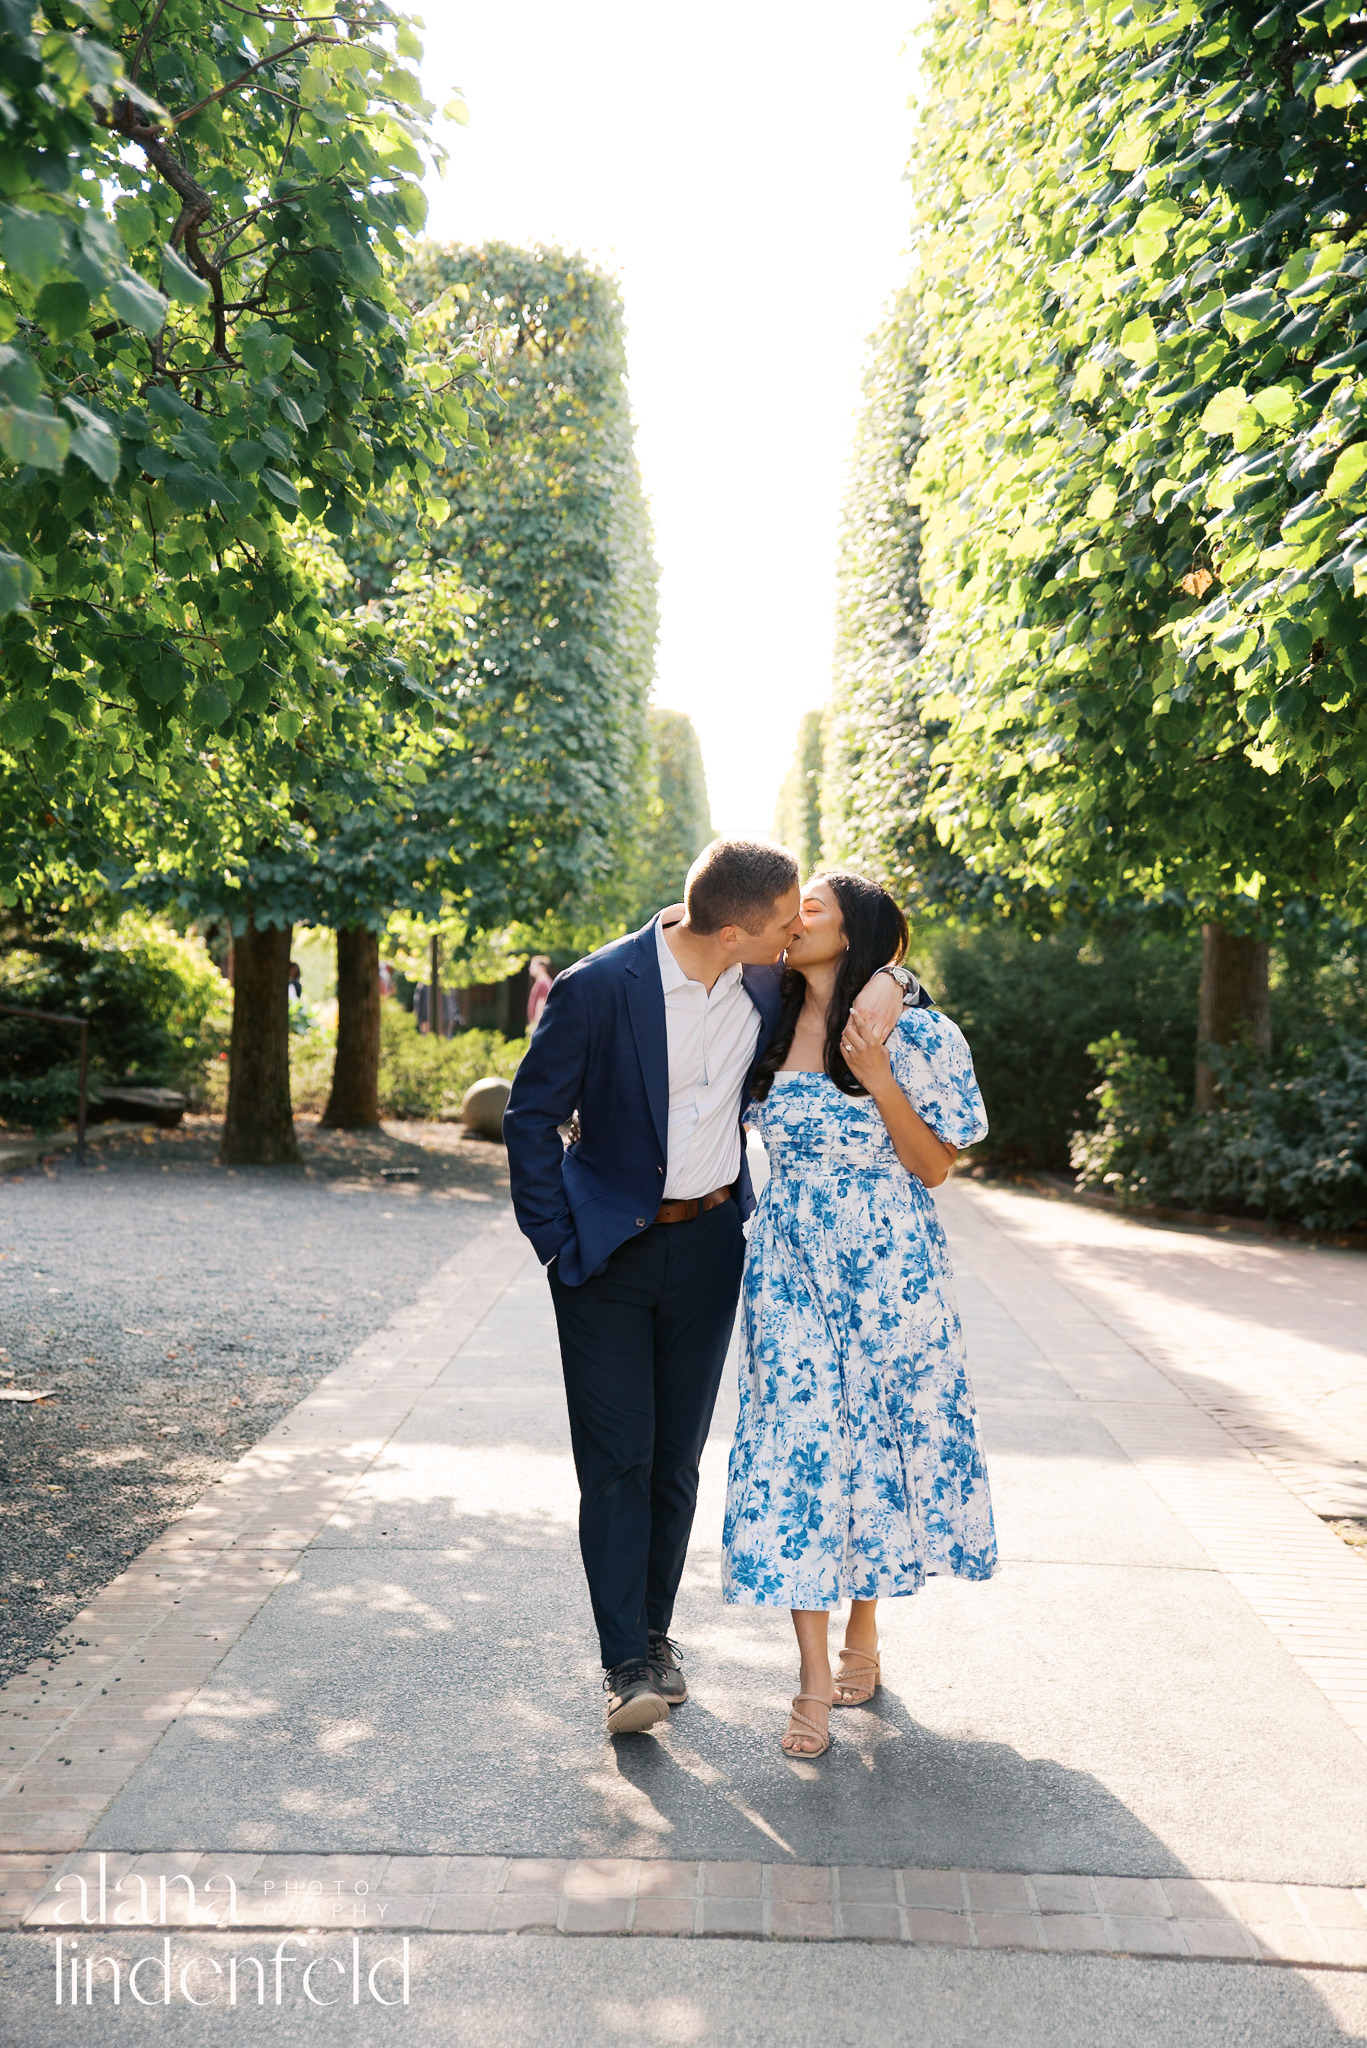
left=607, top=1685, right=1186, bottom=1876
left=87, top=1517, right=1194, bottom=1876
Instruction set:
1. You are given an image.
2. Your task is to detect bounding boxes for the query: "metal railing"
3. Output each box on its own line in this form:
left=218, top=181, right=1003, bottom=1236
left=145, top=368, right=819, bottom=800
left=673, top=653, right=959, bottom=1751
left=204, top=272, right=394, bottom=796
left=0, top=1003, right=89, bottom=1163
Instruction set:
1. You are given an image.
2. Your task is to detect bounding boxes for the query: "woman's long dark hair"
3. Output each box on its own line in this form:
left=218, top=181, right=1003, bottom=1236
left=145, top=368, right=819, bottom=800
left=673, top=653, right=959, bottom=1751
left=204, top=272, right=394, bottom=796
left=752, top=870, right=910, bottom=1099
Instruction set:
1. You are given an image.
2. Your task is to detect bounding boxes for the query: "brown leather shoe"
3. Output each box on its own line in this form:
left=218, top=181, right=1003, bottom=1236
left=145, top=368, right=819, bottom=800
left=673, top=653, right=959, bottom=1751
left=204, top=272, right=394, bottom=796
left=604, top=1660, right=669, bottom=1735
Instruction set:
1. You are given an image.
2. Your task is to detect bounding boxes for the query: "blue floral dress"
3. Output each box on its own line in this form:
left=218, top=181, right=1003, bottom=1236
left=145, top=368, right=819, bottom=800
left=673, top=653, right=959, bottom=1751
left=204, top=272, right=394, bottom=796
left=722, top=1008, right=997, bottom=1609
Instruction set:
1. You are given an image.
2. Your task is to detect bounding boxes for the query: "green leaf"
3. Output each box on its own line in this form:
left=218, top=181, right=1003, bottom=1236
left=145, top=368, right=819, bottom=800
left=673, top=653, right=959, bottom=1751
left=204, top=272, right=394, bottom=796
left=108, top=272, right=167, bottom=337
left=276, top=392, right=307, bottom=431
left=33, top=279, right=91, bottom=342
left=1250, top=386, right=1296, bottom=427
left=161, top=243, right=210, bottom=307
left=0, top=343, right=42, bottom=408
left=189, top=682, right=231, bottom=728
left=0, top=207, right=67, bottom=287
left=240, top=323, right=294, bottom=378
left=1316, top=79, right=1359, bottom=107
left=1326, top=443, right=1367, bottom=498
left=0, top=404, right=71, bottom=469
left=115, top=198, right=156, bottom=251
left=1134, top=200, right=1182, bottom=233
left=261, top=467, right=299, bottom=506
left=0, top=550, right=34, bottom=617
left=1272, top=619, right=1313, bottom=667
left=1118, top=314, right=1157, bottom=365
left=1222, top=290, right=1276, bottom=339
left=162, top=464, right=219, bottom=510
left=141, top=659, right=185, bottom=704
left=222, top=638, right=257, bottom=675
left=1201, top=386, right=1250, bottom=436
left=62, top=399, right=119, bottom=483
left=0, top=696, right=46, bottom=745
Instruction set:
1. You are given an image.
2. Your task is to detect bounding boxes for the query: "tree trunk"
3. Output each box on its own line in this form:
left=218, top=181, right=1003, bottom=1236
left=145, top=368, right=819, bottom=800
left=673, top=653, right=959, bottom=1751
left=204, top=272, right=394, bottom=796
left=219, top=917, right=301, bottom=1165
left=321, top=927, right=382, bottom=1128
left=1195, top=922, right=1271, bottom=1111
left=429, top=934, right=441, bottom=1040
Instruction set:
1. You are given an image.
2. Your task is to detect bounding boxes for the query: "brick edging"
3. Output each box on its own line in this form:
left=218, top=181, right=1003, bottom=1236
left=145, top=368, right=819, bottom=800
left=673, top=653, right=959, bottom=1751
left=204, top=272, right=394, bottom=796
left=7, top=1852, right=1367, bottom=1967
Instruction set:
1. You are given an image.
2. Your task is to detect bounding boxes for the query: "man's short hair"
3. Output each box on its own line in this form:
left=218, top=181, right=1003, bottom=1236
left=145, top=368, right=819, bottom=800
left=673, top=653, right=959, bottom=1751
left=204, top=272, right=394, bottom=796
left=684, top=840, right=799, bottom=935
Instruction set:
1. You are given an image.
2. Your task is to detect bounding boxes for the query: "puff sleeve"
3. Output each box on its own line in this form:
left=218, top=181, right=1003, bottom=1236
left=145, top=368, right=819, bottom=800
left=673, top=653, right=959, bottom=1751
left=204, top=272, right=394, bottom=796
left=888, top=1008, right=988, bottom=1149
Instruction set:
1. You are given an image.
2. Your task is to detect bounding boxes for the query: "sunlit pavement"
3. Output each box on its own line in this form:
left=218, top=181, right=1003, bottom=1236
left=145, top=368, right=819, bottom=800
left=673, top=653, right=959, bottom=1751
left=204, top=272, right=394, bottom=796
left=3, top=1178, right=1366, bottom=2045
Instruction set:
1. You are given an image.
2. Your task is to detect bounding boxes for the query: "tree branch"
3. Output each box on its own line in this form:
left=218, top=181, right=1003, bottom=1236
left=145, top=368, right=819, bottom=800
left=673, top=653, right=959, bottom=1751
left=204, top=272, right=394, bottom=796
left=172, top=33, right=338, bottom=127
left=109, top=102, right=233, bottom=359
left=127, top=0, right=171, bottom=84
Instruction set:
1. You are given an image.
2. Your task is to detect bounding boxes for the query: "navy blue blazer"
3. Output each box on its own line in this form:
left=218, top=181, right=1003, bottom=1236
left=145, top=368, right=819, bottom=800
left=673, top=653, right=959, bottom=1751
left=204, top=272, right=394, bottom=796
left=503, top=917, right=784, bottom=1287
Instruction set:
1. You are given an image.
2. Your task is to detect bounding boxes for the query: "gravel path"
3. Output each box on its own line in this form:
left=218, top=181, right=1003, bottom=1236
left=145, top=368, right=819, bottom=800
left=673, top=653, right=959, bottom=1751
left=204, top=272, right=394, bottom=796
left=0, top=1116, right=510, bottom=1686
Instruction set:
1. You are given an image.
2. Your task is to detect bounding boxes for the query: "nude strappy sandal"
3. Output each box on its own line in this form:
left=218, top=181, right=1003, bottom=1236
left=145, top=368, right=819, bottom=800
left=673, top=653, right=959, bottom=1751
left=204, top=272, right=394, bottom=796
left=832, top=1647, right=881, bottom=1707
left=781, top=1692, right=832, bottom=1758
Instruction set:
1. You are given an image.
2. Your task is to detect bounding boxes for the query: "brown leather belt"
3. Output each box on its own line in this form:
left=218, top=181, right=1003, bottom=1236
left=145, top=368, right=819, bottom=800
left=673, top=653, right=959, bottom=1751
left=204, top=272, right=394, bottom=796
left=654, top=1185, right=733, bottom=1225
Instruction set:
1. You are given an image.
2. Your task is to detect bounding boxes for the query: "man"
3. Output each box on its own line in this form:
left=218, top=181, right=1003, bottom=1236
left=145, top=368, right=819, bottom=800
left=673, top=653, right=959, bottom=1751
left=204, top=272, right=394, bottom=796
left=503, top=841, right=916, bottom=1734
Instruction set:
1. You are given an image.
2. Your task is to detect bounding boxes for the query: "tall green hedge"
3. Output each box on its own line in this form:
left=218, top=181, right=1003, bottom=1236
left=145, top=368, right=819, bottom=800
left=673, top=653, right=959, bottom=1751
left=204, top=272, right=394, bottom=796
left=349, top=243, right=658, bottom=935
left=833, top=0, right=1367, bottom=931
left=626, top=706, right=714, bottom=925
left=825, top=291, right=935, bottom=897
left=773, top=710, right=826, bottom=875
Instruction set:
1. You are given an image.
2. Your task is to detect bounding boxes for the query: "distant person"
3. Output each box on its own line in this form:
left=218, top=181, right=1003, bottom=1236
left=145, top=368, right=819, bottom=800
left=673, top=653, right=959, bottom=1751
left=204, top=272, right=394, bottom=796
left=287, top=961, right=303, bottom=1000
left=722, top=871, right=995, bottom=1758
left=526, top=956, right=554, bottom=1034
left=379, top=960, right=396, bottom=1000
left=442, top=989, right=463, bottom=1036
left=413, top=984, right=429, bottom=1033
left=503, top=841, right=912, bottom=1738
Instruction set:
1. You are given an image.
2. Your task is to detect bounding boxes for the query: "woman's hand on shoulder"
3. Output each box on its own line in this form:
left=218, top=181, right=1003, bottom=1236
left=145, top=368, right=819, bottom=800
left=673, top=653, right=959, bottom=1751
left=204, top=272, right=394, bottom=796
left=848, top=970, right=903, bottom=1044
left=840, top=1009, right=894, bottom=1093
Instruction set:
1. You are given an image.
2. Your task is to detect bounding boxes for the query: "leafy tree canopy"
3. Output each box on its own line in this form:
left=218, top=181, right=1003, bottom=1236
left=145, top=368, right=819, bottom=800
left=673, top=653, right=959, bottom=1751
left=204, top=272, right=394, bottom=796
left=0, top=0, right=476, bottom=909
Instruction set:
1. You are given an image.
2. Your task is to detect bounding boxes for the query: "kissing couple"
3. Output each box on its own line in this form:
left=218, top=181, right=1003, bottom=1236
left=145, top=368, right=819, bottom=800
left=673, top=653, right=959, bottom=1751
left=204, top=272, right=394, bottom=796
left=504, top=839, right=996, bottom=1757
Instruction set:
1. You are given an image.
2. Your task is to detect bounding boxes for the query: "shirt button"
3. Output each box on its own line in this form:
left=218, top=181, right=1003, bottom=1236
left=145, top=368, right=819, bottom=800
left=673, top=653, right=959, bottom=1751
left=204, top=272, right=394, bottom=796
left=635, top=1216, right=647, bottom=1228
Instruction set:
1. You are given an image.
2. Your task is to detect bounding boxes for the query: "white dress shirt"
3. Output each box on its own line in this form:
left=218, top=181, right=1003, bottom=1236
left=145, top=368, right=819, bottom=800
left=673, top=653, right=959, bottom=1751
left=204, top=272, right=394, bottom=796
left=655, top=916, right=763, bottom=1200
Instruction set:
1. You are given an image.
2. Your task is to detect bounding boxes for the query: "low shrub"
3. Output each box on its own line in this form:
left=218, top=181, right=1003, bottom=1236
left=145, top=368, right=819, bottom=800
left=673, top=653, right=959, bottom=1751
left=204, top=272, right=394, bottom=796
left=1068, top=1032, right=1184, bottom=1205
left=1072, top=1034, right=1367, bottom=1233
left=279, top=1001, right=527, bottom=1121
left=0, top=917, right=230, bottom=1131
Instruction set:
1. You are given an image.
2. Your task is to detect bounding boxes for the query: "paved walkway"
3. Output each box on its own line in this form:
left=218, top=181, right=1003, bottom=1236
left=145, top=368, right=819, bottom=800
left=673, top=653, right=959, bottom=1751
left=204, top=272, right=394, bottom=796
left=3, top=1179, right=1366, bottom=2044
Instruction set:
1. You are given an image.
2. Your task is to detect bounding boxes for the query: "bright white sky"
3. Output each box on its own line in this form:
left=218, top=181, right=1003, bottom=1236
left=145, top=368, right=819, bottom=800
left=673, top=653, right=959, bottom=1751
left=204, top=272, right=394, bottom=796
left=419, top=4, right=923, bottom=840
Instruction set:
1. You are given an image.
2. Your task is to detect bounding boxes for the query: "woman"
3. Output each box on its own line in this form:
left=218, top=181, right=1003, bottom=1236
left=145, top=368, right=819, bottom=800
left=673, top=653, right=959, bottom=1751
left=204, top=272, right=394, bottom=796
left=722, top=871, right=996, bottom=1757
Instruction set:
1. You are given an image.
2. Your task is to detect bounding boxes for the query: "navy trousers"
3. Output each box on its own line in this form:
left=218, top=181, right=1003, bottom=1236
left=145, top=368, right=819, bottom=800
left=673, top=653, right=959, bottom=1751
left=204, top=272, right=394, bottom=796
left=548, top=1199, right=745, bottom=1670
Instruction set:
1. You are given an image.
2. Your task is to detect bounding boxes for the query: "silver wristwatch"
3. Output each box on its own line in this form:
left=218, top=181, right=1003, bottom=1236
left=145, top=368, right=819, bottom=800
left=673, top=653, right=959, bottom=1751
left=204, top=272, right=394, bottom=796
left=877, top=963, right=922, bottom=1003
